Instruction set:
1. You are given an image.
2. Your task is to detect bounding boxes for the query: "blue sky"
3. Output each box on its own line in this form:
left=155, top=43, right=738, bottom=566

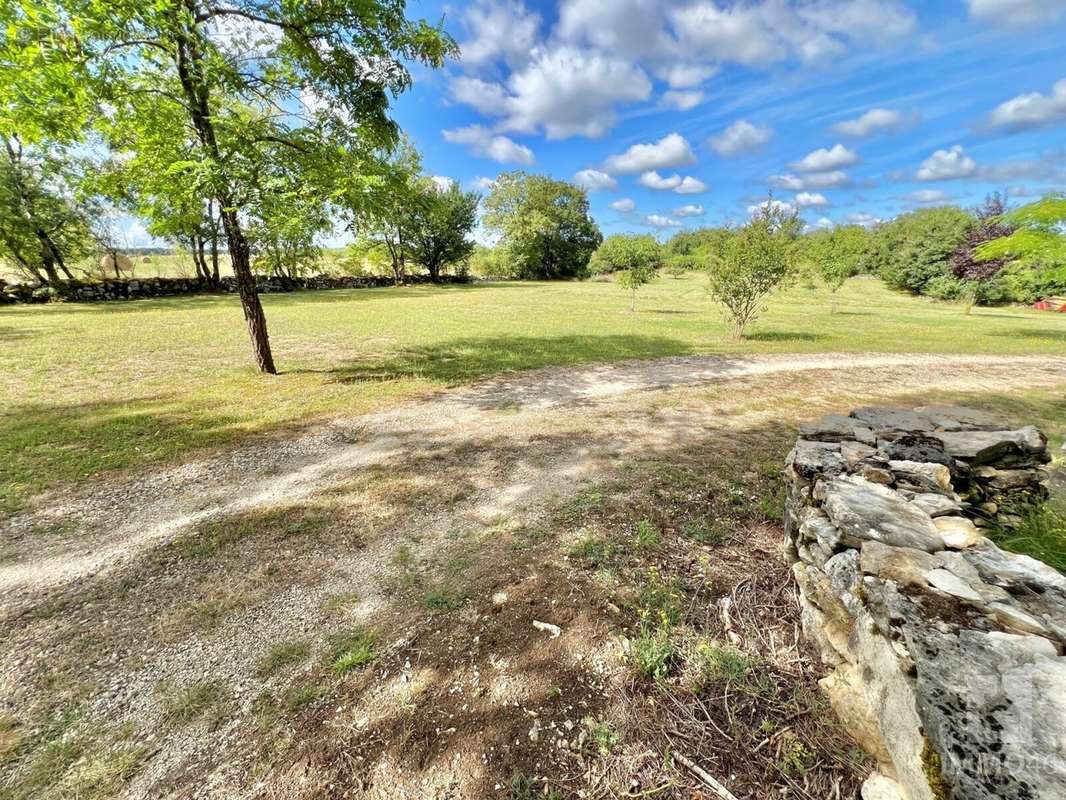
left=380, top=0, right=1066, bottom=239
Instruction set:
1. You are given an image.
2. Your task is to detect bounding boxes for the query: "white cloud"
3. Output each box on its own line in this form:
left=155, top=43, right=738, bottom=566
left=429, top=176, right=456, bottom=192
left=604, top=133, right=697, bottom=174
left=656, top=62, right=718, bottom=88
left=769, top=170, right=852, bottom=190
left=794, top=191, right=829, bottom=207
left=988, top=79, right=1066, bottom=131
left=639, top=171, right=708, bottom=194
left=675, top=176, right=709, bottom=194
left=662, top=90, right=704, bottom=110
left=847, top=212, right=882, bottom=227
left=573, top=169, right=618, bottom=191
left=448, top=76, right=512, bottom=116
left=671, top=0, right=916, bottom=69
left=833, top=107, right=908, bottom=137
left=675, top=204, right=705, bottom=217
left=457, top=0, right=542, bottom=68
left=639, top=171, right=684, bottom=190
left=495, top=45, right=652, bottom=138
left=645, top=214, right=683, bottom=228
left=442, top=125, right=535, bottom=165
left=916, top=145, right=976, bottom=181
left=968, top=0, right=1065, bottom=27
left=557, top=0, right=674, bottom=60
left=610, top=197, right=636, bottom=212
left=814, top=216, right=834, bottom=229
left=790, top=144, right=859, bottom=172
left=710, top=119, right=774, bottom=156
left=747, top=198, right=795, bottom=216
left=906, top=189, right=949, bottom=203
left=472, top=176, right=497, bottom=191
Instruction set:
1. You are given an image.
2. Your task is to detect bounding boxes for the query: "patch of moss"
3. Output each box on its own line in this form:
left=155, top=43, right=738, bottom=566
left=921, top=736, right=952, bottom=800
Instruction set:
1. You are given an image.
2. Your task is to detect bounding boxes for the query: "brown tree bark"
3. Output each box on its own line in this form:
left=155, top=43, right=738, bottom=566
left=174, top=12, right=276, bottom=373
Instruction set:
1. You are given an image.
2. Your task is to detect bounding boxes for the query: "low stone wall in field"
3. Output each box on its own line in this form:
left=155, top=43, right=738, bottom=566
left=0, top=273, right=466, bottom=304
left=783, top=405, right=1065, bottom=800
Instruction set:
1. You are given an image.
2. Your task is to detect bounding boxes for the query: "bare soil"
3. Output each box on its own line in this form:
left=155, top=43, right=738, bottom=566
left=1, top=352, right=1063, bottom=800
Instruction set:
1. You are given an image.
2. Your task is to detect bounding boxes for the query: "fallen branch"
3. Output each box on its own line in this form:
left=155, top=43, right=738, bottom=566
left=673, top=752, right=740, bottom=800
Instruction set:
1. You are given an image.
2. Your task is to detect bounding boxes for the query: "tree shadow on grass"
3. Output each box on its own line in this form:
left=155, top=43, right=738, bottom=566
left=743, top=330, right=827, bottom=342
left=0, top=397, right=247, bottom=516
left=987, top=327, right=1066, bottom=343
left=308, top=334, right=700, bottom=386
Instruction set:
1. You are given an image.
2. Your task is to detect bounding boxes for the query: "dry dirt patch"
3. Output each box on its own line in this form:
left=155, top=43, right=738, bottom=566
left=1, top=354, right=1063, bottom=799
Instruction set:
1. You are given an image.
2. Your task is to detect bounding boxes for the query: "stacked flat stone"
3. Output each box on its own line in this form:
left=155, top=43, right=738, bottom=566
left=0, top=273, right=470, bottom=304
left=784, top=406, right=1064, bottom=800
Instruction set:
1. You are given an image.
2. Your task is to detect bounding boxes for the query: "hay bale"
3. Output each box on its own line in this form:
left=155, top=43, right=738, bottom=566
left=100, top=252, right=134, bottom=274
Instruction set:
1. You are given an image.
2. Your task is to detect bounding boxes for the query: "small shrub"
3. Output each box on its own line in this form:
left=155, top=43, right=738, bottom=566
left=633, top=518, right=662, bottom=551
left=637, top=569, right=684, bottom=627
left=631, top=628, right=677, bottom=680
left=690, top=640, right=751, bottom=690
left=586, top=718, right=620, bottom=755
left=682, top=517, right=726, bottom=544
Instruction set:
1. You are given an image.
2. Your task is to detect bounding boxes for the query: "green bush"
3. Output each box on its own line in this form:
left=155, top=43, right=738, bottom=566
left=872, top=207, right=974, bottom=295
left=588, top=234, right=663, bottom=275
left=924, top=274, right=964, bottom=301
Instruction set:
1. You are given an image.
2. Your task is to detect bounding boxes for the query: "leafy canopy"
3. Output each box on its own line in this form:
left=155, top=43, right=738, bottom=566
left=707, top=201, right=801, bottom=339
left=483, top=171, right=602, bottom=280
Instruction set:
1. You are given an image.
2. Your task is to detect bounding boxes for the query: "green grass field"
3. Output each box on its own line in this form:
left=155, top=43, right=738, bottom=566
left=2, top=273, right=1064, bottom=513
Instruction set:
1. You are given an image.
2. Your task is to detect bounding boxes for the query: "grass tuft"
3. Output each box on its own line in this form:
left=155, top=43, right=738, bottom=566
left=328, top=628, right=378, bottom=674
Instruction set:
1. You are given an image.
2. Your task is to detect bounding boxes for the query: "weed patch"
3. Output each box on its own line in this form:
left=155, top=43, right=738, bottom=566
left=328, top=628, right=378, bottom=675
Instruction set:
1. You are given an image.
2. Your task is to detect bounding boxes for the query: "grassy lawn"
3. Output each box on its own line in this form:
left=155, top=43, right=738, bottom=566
left=2, top=273, right=1063, bottom=513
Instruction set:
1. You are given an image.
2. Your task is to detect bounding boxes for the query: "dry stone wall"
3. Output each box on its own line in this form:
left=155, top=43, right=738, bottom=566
left=783, top=405, right=1065, bottom=800
left=0, top=273, right=466, bottom=304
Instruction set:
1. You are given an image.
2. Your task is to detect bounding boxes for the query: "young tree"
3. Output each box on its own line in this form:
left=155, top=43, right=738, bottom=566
left=589, top=234, right=663, bottom=310
left=707, top=201, right=800, bottom=339
left=483, top=172, right=602, bottom=279
left=405, top=180, right=479, bottom=282
left=28, top=0, right=455, bottom=372
left=811, top=225, right=869, bottom=313
left=951, top=192, right=1014, bottom=314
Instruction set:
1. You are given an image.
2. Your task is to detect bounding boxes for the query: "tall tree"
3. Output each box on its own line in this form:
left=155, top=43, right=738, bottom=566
left=25, top=0, right=454, bottom=372
left=405, top=180, right=479, bottom=282
left=976, top=193, right=1066, bottom=304
left=483, top=172, right=602, bottom=280
left=345, top=140, right=422, bottom=286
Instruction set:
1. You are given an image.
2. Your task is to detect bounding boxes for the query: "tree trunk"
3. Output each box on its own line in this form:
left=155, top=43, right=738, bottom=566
left=174, top=18, right=275, bottom=373
left=221, top=206, right=276, bottom=373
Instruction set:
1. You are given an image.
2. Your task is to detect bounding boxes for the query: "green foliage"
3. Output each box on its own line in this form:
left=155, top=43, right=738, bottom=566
left=975, top=194, right=1066, bottom=301
left=707, top=201, right=801, bottom=338
left=405, top=180, right=479, bottom=281
left=256, top=640, right=311, bottom=677
left=585, top=719, right=620, bottom=755
left=632, top=627, right=677, bottom=680
left=690, top=640, right=751, bottom=690
left=589, top=234, right=663, bottom=275
left=633, top=518, right=662, bottom=551
left=483, top=171, right=602, bottom=279
left=799, top=225, right=871, bottom=307
left=871, top=207, right=974, bottom=294
left=0, top=141, right=93, bottom=283
left=590, top=234, right=663, bottom=309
